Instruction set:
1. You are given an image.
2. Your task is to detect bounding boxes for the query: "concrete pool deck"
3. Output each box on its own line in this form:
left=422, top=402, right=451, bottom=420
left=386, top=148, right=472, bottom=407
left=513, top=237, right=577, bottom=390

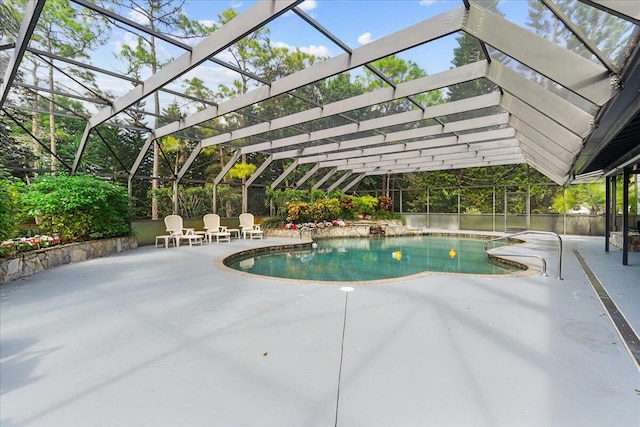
left=1, top=233, right=639, bottom=426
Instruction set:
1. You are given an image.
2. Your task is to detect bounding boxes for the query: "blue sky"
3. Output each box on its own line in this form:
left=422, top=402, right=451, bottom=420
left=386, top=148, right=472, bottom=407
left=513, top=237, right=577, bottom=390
left=182, top=0, right=466, bottom=73
left=94, top=0, right=533, bottom=107
left=177, top=0, right=530, bottom=72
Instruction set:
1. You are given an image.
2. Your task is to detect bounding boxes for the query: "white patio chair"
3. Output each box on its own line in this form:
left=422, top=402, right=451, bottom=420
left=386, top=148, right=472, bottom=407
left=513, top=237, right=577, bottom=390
left=202, top=214, right=231, bottom=243
left=164, top=215, right=203, bottom=247
left=239, top=213, right=264, bottom=240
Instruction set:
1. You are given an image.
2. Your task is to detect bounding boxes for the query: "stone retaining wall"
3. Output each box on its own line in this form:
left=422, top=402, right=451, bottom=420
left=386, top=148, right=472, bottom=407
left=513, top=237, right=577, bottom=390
left=264, top=221, right=422, bottom=240
left=609, top=231, right=640, bottom=252
left=1, top=236, right=138, bottom=284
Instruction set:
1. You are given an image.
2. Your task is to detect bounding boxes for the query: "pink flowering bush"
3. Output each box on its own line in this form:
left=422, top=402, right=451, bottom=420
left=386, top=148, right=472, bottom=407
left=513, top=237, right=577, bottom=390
left=282, top=220, right=346, bottom=231
left=0, top=235, right=62, bottom=258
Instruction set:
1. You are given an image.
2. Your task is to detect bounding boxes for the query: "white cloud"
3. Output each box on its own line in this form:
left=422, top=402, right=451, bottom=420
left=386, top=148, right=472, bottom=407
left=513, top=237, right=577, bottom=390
left=113, top=32, right=140, bottom=55
left=419, top=0, right=438, bottom=5
left=216, top=48, right=237, bottom=64
left=299, top=0, right=317, bottom=12
left=127, top=8, right=150, bottom=25
left=112, top=31, right=174, bottom=64
left=357, top=32, right=373, bottom=45
left=299, top=44, right=330, bottom=57
left=198, top=19, right=217, bottom=27
left=273, top=41, right=330, bottom=58
left=95, top=76, right=131, bottom=98
left=181, top=65, right=238, bottom=88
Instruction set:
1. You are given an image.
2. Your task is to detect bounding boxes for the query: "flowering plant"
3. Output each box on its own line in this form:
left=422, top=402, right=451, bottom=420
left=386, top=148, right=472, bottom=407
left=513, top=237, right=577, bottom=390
left=0, top=235, right=62, bottom=258
left=281, top=220, right=346, bottom=231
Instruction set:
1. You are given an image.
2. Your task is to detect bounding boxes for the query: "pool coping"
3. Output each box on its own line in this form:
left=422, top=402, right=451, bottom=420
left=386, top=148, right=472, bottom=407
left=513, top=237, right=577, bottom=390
left=216, top=234, right=540, bottom=285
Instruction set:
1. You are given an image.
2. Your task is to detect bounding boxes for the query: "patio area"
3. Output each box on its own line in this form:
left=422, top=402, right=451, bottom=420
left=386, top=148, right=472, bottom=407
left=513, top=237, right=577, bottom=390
left=1, top=234, right=639, bottom=426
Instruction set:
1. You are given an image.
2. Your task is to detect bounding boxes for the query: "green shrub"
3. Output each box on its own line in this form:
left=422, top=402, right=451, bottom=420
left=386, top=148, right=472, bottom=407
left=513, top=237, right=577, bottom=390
left=352, top=195, right=379, bottom=216
left=150, top=185, right=214, bottom=219
left=372, top=210, right=402, bottom=220
left=260, top=216, right=287, bottom=229
left=286, top=201, right=312, bottom=223
left=266, top=188, right=314, bottom=217
left=378, top=196, right=393, bottom=211
left=0, top=179, right=24, bottom=241
left=339, top=196, right=355, bottom=219
left=310, top=198, right=341, bottom=222
left=23, top=174, right=131, bottom=242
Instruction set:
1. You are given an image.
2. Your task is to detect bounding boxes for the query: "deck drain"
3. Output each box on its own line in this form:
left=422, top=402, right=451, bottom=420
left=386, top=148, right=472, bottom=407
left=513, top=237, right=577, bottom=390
left=574, top=250, right=640, bottom=370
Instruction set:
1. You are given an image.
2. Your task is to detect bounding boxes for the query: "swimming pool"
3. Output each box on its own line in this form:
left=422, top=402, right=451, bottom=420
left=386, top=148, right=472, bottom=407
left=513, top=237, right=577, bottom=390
left=225, top=236, right=522, bottom=282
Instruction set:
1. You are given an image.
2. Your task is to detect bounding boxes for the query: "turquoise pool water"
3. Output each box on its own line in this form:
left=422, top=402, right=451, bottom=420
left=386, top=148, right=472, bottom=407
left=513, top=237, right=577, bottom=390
left=226, top=236, right=519, bottom=282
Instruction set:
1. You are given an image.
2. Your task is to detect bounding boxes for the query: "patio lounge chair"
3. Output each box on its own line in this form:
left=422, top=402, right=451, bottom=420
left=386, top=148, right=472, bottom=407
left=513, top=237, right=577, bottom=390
left=164, top=215, right=203, bottom=247
left=202, top=214, right=231, bottom=243
left=239, top=213, right=264, bottom=240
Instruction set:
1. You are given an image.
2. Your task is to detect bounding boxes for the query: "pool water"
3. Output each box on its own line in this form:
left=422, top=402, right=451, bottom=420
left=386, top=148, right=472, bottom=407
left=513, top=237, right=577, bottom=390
left=226, top=236, right=519, bottom=282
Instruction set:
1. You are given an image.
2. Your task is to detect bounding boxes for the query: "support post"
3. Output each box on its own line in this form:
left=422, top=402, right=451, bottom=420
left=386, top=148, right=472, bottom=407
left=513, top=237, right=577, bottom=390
left=426, top=188, right=430, bottom=229
left=605, top=175, right=610, bottom=252
left=457, top=188, right=461, bottom=230
left=623, top=167, right=630, bottom=265
left=504, top=186, right=507, bottom=232
left=213, top=184, right=217, bottom=214
left=492, top=185, right=496, bottom=232
left=173, top=179, right=179, bottom=215
left=526, top=184, right=531, bottom=230
left=563, top=187, right=567, bottom=235
left=612, top=177, right=617, bottom=231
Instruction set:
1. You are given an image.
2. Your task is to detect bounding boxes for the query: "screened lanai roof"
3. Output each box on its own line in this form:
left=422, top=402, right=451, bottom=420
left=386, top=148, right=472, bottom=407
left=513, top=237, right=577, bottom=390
left=1, top=0, right=639, bottom=189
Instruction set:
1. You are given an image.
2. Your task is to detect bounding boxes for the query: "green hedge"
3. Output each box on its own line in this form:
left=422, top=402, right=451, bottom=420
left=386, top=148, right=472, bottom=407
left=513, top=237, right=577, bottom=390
left=22, top=174, right=131, bottom=242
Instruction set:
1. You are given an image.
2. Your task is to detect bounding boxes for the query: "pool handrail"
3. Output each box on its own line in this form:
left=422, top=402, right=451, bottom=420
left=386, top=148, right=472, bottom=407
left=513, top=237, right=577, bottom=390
left=484, top=230, right=563, bottom=280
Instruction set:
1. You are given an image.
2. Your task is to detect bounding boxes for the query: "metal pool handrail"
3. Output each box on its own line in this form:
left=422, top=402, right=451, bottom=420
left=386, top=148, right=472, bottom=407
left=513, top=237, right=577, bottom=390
left=484, top=231, right=563, bottom=280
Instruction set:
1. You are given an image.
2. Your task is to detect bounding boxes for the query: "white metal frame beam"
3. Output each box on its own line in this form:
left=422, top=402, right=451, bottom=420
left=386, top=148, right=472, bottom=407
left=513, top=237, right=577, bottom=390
left=295, top=164, right=320, bottom=189
left=245, top=155, right=274, bottom=187
left=342, top=174, right=365, bottom=193
left=202, top=61, right=488, bottom=153
left=296, top=113, right=509, bottom=165
left=312, top=168, right=337, bottom=190
left=465, top=4, right=615, bottom=105
left=158, top=8, right=469, bottom=179
left=326, top=171, right=352, bottom=193
left=264, top=92, right=500, bottom=159
left=0, top=0, right=46, bottom=106
left=152, top=4, right=618, bottom=187
left=578, top=1, right=640, bottom=25
left=270, top=159, right=299, bottom=189
left=88, top=0, right=301, bottom=128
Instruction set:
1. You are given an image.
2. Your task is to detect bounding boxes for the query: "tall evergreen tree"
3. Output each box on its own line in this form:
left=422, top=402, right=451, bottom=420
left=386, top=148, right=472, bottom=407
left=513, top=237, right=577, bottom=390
left=111, top=0, right=214, bottom=218
left=448, top=0, right=503, bottom=102
left=526, top=0, right=630, bottom=66
left=7, top=0, right=109, bottom=172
